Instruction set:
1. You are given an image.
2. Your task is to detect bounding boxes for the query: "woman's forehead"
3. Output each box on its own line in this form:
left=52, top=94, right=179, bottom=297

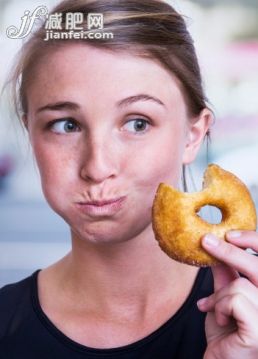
left=26, top=43, right=185, bottom=110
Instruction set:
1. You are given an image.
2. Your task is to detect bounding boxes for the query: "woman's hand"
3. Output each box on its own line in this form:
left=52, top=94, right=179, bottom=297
left=197, top=230, right=258, bottom=359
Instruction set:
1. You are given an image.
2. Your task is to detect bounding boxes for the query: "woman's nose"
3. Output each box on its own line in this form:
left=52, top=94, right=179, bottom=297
left=79, top=135, right=119, bottom=184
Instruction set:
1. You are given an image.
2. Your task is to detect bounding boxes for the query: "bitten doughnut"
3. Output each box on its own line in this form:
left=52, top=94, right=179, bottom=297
left=152, top=164, right=257, bottom=267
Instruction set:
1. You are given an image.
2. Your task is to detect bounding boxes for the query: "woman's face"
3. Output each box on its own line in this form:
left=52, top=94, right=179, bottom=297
left=25, top=44, right=208, bottom=244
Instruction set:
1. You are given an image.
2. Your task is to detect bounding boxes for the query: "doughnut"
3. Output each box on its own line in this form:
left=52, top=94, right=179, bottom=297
left=152, top=164, right=257, bottom=267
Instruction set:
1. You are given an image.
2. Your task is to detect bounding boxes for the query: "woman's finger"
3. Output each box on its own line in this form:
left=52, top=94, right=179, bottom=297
left=226, top=230, right=258, bottom=252
left=213, top=293, right=258, bottom=346
left=202, top=234, right=258, bottom=286
left=197, top=276, right=258, bottom=313
left=211, top=263, right=239, bottom=292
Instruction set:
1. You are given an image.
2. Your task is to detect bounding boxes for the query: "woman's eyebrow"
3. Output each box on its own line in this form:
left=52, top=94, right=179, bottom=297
left=36, top=101, right=80, bottom=114
left=116, top=94, right=166, bottom=108
left=36, top=94, right=166, bottom=114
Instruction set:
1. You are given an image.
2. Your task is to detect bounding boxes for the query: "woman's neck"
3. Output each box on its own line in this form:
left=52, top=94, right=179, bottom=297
left=49, top=225, right=198, bottom=320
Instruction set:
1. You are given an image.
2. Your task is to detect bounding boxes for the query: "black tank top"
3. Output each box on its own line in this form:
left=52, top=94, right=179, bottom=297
left=0, top=268, right=213, bottom=358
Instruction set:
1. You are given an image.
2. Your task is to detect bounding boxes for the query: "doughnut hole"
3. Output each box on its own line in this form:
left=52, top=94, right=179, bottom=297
left=197, top=205, right=222, bottom=225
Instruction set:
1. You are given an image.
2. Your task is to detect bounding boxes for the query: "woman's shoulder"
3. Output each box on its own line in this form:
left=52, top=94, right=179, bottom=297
left=0, top=270, right=40, bottom=339
left=0, top=273, right=33, bottom=300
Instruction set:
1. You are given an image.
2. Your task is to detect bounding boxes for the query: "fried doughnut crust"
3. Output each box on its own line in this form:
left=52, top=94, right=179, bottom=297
left=152, top=164, right=257, bottom=267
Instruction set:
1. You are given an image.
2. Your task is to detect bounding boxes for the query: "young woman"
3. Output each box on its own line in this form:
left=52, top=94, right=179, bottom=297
left=1, top=1, right=258, bottom=358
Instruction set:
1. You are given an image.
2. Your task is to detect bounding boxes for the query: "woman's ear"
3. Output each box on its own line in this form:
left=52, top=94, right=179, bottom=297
left=182, top=108, right=213, bottom=164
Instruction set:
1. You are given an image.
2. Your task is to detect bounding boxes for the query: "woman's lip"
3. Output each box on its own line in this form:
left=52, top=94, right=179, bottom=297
left=76, top=196, right=126, bottom=216
left=80, top=197, right=125, bottom=206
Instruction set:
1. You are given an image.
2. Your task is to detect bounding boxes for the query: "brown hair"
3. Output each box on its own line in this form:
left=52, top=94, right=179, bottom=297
left=9, top=0, right=211, bottom=190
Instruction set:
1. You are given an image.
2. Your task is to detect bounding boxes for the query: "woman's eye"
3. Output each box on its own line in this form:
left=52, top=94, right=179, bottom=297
left=50, top=119, right=80, bottom=134
left=123, top=118, right=150, bottom=133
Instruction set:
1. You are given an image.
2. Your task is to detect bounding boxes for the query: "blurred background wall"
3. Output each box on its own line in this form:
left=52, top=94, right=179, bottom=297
left=0, top=0, right=258, bottom=286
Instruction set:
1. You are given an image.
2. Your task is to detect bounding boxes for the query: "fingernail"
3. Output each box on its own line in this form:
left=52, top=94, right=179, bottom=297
left=227, top=231, right=242, bottom=239
left=197, top=298, right=208, bottom=308
left=203, top=234, right=219, bottom=247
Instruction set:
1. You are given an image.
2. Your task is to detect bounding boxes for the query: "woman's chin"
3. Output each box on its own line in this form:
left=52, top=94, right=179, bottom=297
left=70, top=219, right=151, bottom=247
left=71, top=224, right=129, bottom=246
